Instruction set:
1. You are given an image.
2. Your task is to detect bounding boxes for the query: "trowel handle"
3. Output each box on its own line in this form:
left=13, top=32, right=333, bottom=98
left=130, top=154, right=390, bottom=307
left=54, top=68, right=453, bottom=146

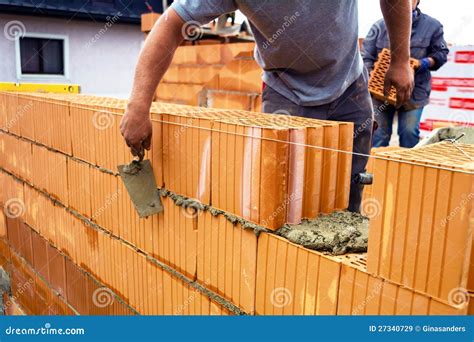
left=131, top=146, right=145, bottom=163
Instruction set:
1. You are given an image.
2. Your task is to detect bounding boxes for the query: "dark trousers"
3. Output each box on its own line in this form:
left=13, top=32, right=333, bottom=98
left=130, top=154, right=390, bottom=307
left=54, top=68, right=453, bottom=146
left=262, top=69, right=374, bottom=212
left=372, top=98, right=424, bottom=148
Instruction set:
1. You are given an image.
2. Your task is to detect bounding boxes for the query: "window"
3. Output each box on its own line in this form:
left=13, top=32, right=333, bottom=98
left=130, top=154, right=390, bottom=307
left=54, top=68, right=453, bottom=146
left=16, top=34, right=68, bottom=78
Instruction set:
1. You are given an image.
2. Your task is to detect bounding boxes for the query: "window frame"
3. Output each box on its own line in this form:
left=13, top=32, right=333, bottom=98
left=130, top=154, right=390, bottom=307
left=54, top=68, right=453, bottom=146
left=15, top=33, right=69, bottom=80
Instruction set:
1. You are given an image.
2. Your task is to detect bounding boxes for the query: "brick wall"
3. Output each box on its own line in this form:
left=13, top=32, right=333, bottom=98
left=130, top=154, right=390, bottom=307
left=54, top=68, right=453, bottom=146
left=0, top=91, right=470, bottom=316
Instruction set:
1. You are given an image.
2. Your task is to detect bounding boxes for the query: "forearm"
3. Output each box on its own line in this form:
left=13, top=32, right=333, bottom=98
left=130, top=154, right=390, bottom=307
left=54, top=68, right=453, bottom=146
left=380, top=0, right=411, bottom=65
left=128, top=8, right=185, bottom=114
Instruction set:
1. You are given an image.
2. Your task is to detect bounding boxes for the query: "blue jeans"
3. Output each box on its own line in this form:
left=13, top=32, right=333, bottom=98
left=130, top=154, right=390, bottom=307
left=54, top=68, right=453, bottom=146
left=372, top=99, right=424, bottom=148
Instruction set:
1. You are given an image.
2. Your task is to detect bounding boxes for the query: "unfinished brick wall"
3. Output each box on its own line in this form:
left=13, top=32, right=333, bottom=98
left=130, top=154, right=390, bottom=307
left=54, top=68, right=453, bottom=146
left=368, top=48, right=420, bottom=106
left=367, top=143, right=474, bottom=307
left=0, top=91, right=470, bottom=316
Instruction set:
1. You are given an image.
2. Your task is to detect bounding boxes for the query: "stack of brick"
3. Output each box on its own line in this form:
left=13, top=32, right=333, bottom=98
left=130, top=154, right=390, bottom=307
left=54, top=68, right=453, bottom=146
left=0, top=91, right=469, bottom=316
left=156, top=43, right=255, bottom=106
left=141, top=11, right=260, bottom=109
left=201, top=51, right=262, bottom=111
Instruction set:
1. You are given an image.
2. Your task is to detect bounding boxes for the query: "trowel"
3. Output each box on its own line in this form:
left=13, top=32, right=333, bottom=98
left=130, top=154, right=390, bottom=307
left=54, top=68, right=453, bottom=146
left=118, top=149, right=163, bottom=218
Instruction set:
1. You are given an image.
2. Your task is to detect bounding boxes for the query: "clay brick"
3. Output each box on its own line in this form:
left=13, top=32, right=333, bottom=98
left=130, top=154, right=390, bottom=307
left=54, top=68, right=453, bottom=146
left=151, top=196, right=197, bottom=279
left=172, top=46, right=198, bottom=65
left=369, top=48, right=420, bottom=105
left=46, top=242, right=67, bottom=297
left=164, top=65, right=223, bottom=85
left=3, top=295, right=26, bottom=315
left=197, top=210, right=257, bottom=313
left=4, top=93, right=20, bottom=135
left=32, top=96, right=52, bottom=148
left=31, top=143, right=50, bottom=192
left=67, top=158, right=91, bottom=217
left=141, top=12, right=160, bottom=32
left=320, top=125, right=339, bottom=213
left=17, top=221, right=33, bottom=265
left=256, top=233, right=340, bottom=315
left=211, top=119, right=292, bottom=230
left=17, top=95, right=35, bottom=141
left=150, top=118, right=164, bottom=187
left=302, top=126, right=324, bottom=218
left=47, top=150, right=68, bottom=205
left=429, top=299, right=468, bottom=315
left=206, top=91, right=254, bottom=110
left=367, top=142, right=473, bottom=305
left=334, top=123, right=353, bottom=209
left=196, top=45, right=222, bottom=65
left=10, top=254, right=36, bottom=314
left=30, top=229, right=50, bottom=285
left=65, top=256, right=89, bottom=314
left=156, top=83, right=202, bottom=106
left=286, top=128, right=306, bottom=224
left=70, top=104, right=96, bottom=164
left=336, top=254, right=469, bottom=315
left=161, top=114, right=212, bottom=202
left=0, top=208, right=6, bottom=240
left=214, top=56, right=262, bottom=93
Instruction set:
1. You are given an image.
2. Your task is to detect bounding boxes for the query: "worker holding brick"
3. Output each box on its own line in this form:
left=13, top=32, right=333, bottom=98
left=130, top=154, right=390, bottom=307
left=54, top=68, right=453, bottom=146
left=121, top=0, right=415, bottom=213
left=362, top=0, right=449, bottom=148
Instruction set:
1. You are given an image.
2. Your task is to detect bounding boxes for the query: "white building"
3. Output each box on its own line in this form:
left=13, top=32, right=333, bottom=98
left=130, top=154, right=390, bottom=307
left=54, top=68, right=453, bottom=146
left=0, top=0, right=164, bottom=98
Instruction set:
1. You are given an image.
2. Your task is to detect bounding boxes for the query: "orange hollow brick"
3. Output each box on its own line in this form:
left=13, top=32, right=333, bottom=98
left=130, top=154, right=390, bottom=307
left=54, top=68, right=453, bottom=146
left=368, top=48, right=420, bottom=106
left=336, top=254, right=468, bottom=315
left=17, top=95, right=35, bottom=141
left=211, top=118, right=290, bottom=230
left=334, top=122, right=354, bottom=209
left=3, top=92, right=20, bottom=135
left=196, top=210, right=257, bottom=314
left=141, top=12, right=160, bottom=33
left=206, top=91, right=254, bottom=111
left=214, top=55, right=262, bottom=94
left=301, top=125, right=324, bottom=218
left=367, top=142, right=474, bottom=306
left=286, top=128, right=306, bottom=224
left=255, top=233, right=341, bottom=315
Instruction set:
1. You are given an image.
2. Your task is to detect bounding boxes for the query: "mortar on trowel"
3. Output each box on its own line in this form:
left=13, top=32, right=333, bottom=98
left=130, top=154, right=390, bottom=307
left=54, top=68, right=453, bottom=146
left=118, top=148, right=163, bottom=217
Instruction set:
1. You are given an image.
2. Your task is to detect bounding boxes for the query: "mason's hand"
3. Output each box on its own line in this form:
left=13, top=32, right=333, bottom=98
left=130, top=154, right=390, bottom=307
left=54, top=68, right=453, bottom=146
left=120, top=105, right=152, bottom=156
left=384, top=61, right=414, bottom=106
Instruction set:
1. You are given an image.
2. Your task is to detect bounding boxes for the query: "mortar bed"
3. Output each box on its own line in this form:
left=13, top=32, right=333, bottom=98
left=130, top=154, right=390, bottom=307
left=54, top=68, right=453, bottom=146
left=160, top=188, right=368, bottom=256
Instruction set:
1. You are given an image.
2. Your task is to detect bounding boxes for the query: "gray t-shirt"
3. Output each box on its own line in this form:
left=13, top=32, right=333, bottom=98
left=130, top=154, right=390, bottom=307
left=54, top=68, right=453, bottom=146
left=171, top=0, right=363, bottom=106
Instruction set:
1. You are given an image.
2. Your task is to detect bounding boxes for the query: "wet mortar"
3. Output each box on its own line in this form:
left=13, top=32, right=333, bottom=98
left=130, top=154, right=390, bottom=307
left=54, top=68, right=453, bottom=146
left=159, top=188, right=368, bottom=255
left=276, top=211, right=369, bottom=255
left=159, top=188, right=268, bottom=236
